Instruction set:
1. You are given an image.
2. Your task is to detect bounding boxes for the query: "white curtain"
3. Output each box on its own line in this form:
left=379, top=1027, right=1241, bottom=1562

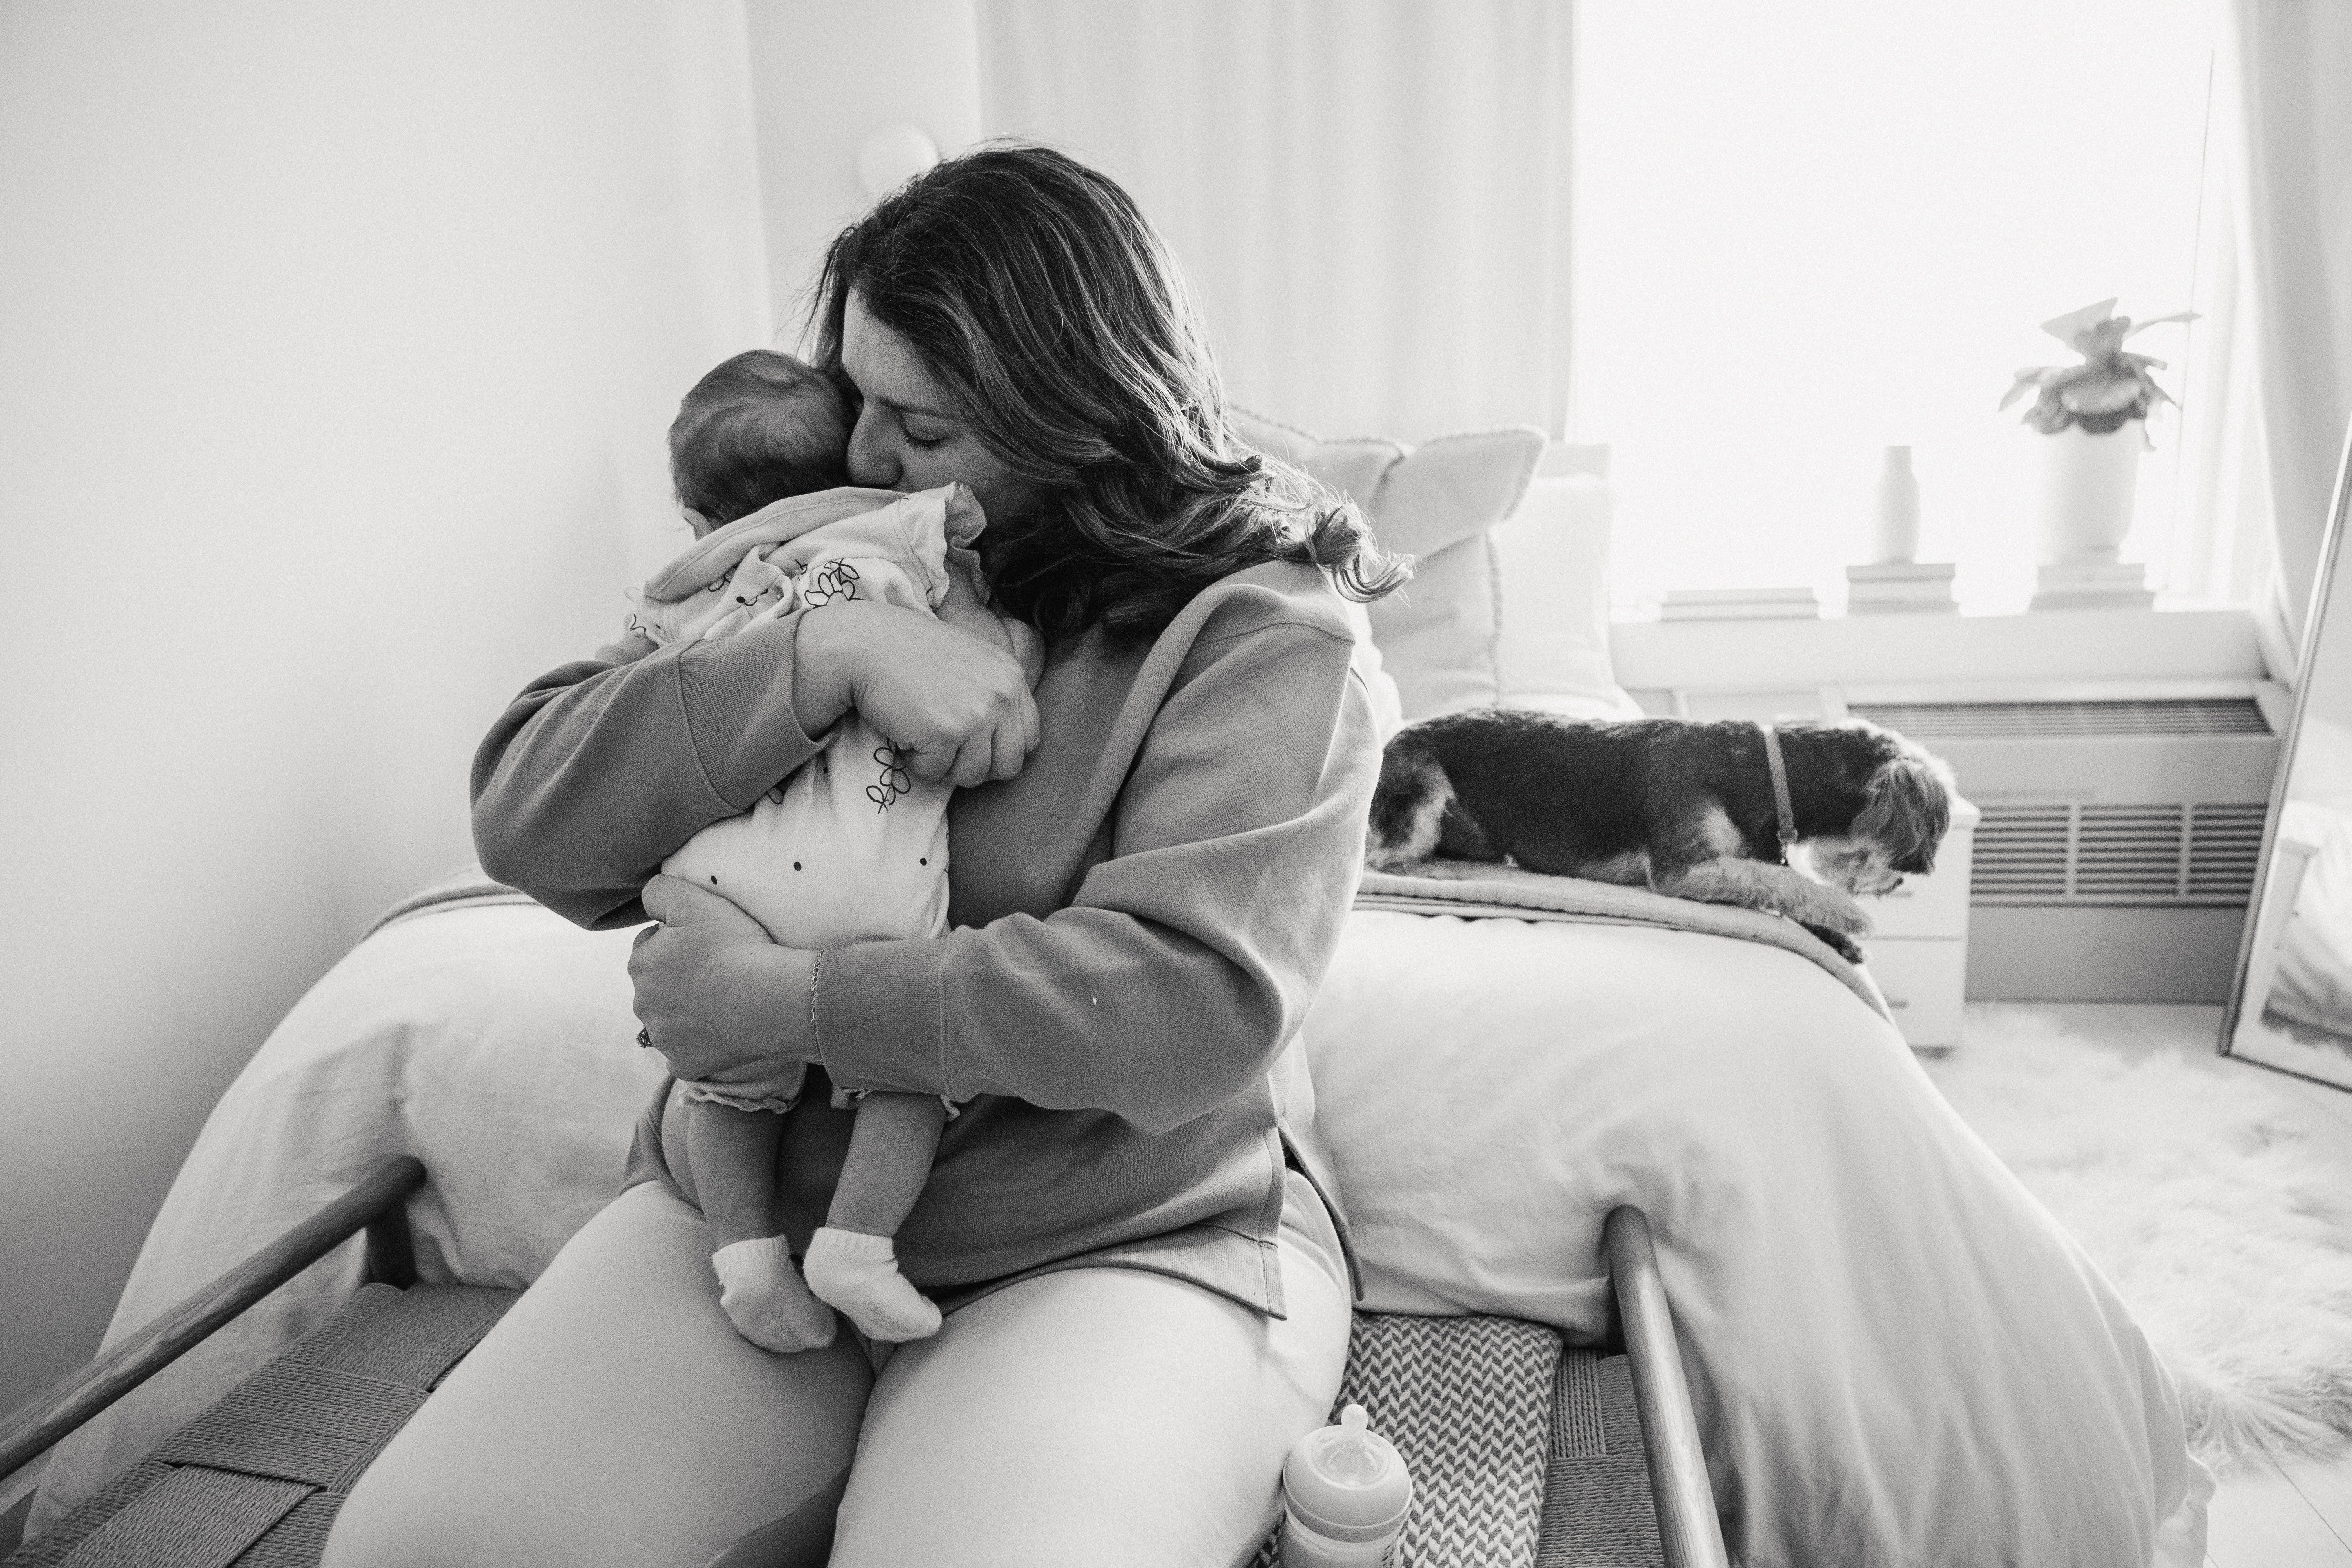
left=2223, top=0, right=2352, bottom=648
left=975, top=0, right=1573, bottom=444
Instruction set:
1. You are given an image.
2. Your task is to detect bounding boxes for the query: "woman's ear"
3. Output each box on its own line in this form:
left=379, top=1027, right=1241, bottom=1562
left=682, top=507, right=714, bottom=538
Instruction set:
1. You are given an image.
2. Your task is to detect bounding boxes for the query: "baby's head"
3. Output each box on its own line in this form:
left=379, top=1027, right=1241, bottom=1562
left=669, top=350, right=853, bottom=534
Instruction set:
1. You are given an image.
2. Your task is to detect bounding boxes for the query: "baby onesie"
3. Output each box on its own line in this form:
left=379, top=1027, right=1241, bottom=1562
left=627, top=483, right=985, bottom=1112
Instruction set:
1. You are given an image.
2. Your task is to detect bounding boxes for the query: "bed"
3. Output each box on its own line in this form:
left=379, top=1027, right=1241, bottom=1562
left=24, top=419, right=2208, bottom=1566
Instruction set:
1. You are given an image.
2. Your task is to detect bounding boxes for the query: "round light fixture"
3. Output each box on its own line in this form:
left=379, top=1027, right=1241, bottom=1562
left=857, top=125, right=941, bottom=197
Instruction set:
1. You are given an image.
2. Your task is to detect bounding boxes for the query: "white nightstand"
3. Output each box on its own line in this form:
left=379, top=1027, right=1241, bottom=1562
left=1856, top=795, right=1978, bottom=1052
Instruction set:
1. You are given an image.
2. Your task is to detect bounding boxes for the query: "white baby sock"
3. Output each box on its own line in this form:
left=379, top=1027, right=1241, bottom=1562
left=712, top=1236, right=838, bottom=1354
left=802, top=1227, right=942, bottom=1343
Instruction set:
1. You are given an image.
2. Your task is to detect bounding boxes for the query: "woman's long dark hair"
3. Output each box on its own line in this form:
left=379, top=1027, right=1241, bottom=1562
left=809, top=143, right=1407, bottom=644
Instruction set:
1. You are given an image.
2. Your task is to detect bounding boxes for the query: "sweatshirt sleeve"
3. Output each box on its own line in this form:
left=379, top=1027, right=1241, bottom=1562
left=470, top=610, right=828, bottom=928
left=816, top=617, right=1379, bottom=1134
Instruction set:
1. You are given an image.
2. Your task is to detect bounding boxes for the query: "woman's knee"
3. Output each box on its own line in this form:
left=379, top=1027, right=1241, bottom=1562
left=832, top=1178, right=1351, bottom=1567
left=325, top=1183, right=869, bottom=1568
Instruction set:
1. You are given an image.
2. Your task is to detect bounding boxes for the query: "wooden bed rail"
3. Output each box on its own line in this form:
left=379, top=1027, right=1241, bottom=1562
left=1606, top=1205, right=1732, bottom=1568
left=0, top=1155, right=426, bottom=1486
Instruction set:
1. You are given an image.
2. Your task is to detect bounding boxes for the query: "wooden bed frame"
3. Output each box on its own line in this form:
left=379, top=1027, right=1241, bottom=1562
left=0, top=1159, right=1728, bottom=1568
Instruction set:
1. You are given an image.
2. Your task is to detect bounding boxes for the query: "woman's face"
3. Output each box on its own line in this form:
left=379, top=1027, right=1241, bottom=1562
left=840, top=291, right=1039, bottom=522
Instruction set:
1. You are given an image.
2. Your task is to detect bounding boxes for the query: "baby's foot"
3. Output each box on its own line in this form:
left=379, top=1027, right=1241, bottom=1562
left=802, top=1227, right=942, bottom=1342
left=712, top=1237, right=837, bottom=1353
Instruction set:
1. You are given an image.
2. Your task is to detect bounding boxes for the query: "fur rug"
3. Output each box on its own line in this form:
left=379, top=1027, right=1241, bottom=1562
left=1926, top=1012, right=2352, bottom=1468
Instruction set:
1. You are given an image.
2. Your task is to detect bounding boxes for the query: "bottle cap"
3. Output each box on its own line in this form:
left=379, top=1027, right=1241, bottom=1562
left=1281, top=1405, right=1414, bottom=1543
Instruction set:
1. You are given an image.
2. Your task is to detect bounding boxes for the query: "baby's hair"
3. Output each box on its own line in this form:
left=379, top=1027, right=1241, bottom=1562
left=669, top=350, right=853, bottom=526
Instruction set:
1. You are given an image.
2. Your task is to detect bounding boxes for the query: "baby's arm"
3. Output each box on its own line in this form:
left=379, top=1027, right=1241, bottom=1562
left=936, top=560, right=1045, bottom=690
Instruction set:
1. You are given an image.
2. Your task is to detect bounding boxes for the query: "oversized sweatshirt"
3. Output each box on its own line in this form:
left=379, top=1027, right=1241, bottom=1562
left=470, top=559, right=1379, bottom=1316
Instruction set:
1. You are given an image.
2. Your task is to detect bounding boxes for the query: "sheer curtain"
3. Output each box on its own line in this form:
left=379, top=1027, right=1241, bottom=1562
left=975, top=0, right=1572, bottom=444
left=2222, top=0, right=2352, bottom=650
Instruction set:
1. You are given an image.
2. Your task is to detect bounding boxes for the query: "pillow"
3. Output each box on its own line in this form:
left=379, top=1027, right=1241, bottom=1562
left=1489, top=472, right=1639, bottom=720
left=1233, top=409, right=1636, bottom=724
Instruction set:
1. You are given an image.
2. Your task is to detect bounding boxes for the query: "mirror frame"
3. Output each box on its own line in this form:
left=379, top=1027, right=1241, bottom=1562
left=2219, top=416, right=2352, bottom=1076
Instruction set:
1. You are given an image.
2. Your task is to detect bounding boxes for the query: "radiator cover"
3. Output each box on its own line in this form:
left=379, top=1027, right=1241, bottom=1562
left=1848, top=692, right=2282, bottom=1002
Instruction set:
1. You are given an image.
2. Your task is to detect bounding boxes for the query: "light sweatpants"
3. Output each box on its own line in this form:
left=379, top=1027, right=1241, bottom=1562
left=321, top=1172, right=1351, bottom=1567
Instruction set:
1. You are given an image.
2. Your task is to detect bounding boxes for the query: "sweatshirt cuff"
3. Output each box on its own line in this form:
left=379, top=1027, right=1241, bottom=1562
left=672, top=612, right=826, bottom=810
left=818, top=935, right=950, bottom=1098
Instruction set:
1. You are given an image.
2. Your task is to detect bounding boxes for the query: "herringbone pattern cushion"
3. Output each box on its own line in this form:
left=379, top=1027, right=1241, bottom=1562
left=1255, top=1314, right=1664, bottom=1568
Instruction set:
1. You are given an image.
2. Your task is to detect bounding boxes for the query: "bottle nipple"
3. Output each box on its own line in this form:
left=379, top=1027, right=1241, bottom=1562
left=1282, top=1403, right=1414, bottom=1546
left=1319, top=1405, right=1388, bottom=1486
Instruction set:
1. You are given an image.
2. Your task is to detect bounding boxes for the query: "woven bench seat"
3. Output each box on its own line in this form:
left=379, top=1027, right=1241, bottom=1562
left=15, top=1290, right=1663, bottom=1568
left=11, top=1287, right=513, bottom=1568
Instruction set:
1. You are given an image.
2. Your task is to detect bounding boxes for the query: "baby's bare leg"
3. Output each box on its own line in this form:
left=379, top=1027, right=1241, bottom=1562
left=803, top=1093, right=950, bottom=1342
left=688, top=1099, right=837, bottom=1354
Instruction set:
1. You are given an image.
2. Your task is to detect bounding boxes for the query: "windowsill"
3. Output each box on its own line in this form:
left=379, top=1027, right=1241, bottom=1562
left=1607, top=601, right=2276, bottom=693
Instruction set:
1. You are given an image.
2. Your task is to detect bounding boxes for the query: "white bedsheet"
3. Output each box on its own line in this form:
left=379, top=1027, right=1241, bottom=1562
left=33, top=896, right=2205, bottom=1566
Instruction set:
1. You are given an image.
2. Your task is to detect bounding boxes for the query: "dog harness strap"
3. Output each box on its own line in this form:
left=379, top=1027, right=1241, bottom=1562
left=1760, top=722, right=1799, bottom=863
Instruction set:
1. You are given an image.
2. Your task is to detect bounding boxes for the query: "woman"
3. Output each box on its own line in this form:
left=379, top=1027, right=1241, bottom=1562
left=326, top=145, right=1399, bottom=1567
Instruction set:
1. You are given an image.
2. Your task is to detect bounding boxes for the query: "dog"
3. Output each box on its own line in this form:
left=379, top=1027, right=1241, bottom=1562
left=1365, top=710, right=1955, bottom=960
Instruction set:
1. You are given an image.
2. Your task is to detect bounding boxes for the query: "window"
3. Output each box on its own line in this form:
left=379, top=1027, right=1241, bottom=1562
left=1572, top=1, right=2218, bottom=612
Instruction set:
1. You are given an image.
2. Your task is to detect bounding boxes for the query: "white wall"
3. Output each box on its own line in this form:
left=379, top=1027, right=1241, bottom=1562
left=0, top=0, right=772, bottom=1423
left=742, top=0, right=984, bottom=344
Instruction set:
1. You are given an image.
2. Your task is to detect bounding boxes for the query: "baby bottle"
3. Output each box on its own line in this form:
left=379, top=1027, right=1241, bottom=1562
left=1279, top=1404, right=1414, bottom=1567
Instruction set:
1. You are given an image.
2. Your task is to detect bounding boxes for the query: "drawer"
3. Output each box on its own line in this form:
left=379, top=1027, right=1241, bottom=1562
left=1855, top=825, right=1974, bottom=939
left=1864, top=936, right=1967, bottom=1049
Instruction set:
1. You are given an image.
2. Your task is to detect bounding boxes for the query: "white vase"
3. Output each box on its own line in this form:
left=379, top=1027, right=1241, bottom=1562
left=2033, top=422, right=2143, bottom=566
left=1870, top=446, right=1920, bottom=564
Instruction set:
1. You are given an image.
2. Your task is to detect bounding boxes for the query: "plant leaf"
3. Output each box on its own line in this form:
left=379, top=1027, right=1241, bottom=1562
left=2125, top=310, right=2200, bottom=338
left=2041, top=298, right=2120, bottom=346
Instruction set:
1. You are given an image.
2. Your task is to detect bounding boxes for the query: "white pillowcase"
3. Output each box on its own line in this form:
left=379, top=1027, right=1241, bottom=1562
left=1232, top=408, right=1636, bottom=725
left=1488, top=473, right=1642, bottom=720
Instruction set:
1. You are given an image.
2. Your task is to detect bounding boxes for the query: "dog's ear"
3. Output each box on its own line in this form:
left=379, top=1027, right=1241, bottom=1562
left=1853, top=745, right=1955, bottom=874
left=1366, top=735, right=1455, bottom=871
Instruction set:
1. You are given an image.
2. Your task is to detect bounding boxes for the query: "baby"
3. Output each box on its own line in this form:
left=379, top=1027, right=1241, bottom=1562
left=620, top=349, right=1040, bottom=1353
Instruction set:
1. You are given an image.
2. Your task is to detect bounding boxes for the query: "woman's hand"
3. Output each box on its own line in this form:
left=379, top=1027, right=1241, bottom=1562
left=631, top=875, right=818, bottom=1091
left=795, top=601, right=1041, bottom=788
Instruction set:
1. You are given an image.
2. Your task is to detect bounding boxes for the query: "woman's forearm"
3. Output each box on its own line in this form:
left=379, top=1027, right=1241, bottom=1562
left=473, top=599, right=1032, bottom=930
left=471, top=613, right=831, bottom=927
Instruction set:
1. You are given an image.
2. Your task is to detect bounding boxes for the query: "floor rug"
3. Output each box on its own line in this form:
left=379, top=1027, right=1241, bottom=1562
left=1926, top=1012, right=2352, bottom=1468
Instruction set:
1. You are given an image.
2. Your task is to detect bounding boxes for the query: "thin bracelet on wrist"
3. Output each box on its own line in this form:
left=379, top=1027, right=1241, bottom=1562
left=808, top=952, right=822, bottom=1046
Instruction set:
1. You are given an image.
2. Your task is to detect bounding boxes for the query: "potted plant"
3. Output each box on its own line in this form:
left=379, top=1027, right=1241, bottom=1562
left=2002, top=299, right=2194, bottom=584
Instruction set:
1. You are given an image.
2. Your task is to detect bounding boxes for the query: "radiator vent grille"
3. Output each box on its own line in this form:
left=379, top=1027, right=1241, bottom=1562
left=1971, top=803, right=2268, bottom=905
left=1850, top=697, right=2269, bottom=739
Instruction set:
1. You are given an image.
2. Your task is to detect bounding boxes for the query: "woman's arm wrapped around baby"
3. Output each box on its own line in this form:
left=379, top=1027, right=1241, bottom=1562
left=475, top=584, right=1375, bottom=1134
left=470, top=597, right=1040, bottom=931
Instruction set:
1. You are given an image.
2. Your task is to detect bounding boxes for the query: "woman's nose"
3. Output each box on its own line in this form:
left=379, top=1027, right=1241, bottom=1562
left=846, top=409, right=896, bottom=488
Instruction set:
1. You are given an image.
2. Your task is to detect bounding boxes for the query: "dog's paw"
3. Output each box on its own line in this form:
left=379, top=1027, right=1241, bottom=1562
left=1801, top=922, right=1866, bottom=964
left=1786, top=881, right=1871, bottom=935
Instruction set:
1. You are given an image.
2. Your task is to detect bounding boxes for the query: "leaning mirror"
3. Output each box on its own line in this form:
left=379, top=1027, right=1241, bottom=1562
left=2224, top=419, right=2352, bottom=1085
